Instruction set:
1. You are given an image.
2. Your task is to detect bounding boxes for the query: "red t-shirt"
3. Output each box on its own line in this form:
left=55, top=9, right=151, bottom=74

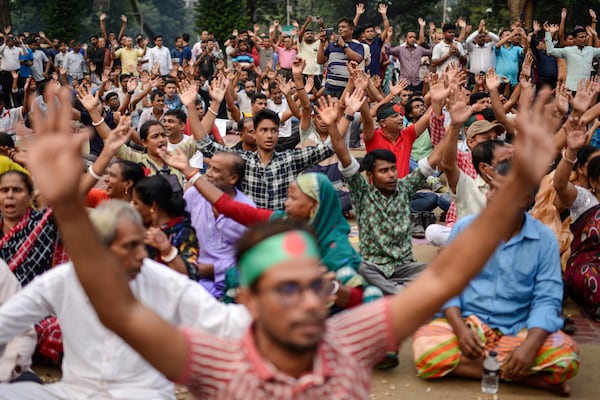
left=365, top=124, right=416, bottom=178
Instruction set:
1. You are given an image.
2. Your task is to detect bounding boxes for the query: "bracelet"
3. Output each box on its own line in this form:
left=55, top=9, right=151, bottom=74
left=207, top=108, right=218, bottom=116
left=127, top=91, right=134, bottom=95
left=189, top=171, right=202, bottom=186
left=91, top=117, right=105, bottom=127
left=88, top=165, right=103, bottom=180
left=161, top=246, right=179, bottom=263
left=296, top=86, right=305, bottom=90
left=562, top=148, right=578, bottom=164
left=331, top=280, right=340, bottom=295
left=185, top=169, right=200, bottom=181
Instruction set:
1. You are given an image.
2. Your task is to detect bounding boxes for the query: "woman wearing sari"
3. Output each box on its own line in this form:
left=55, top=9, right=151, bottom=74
left=0, top=170, right=67, bottom=361
left=131, top=175, right=201, bottom=281
left=159, top=147, right=384, bottom=309
left=554, top=124, right=600, bottom=320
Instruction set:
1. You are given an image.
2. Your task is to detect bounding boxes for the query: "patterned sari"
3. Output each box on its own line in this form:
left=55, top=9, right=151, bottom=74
left=0, top=207, right=69, bottom=361
left=566, top=203, right=600, bottom=320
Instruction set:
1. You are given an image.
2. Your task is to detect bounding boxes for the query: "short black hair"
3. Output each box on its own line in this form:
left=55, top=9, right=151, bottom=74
left=182, top=33, right=190, bottom=42
left=164, top=109, right=186, bottom=123
left=361, top=149, right=396, bottom=173
left=150, top=90, right=165, bottom=101
left=254, top=109, right=280, bottom=128
left=405, top=98, right=424, bottom=118
left=443, top=23, right=457, bottom=32
left=251, top=92, right=267, bottom=104
left=337, top=17, right=355, bottom=29
left=139, top=120, right=164, bottom=141
left=154, top=34, right=163, bottom=41
left=471, top=139, right=505, bottom=176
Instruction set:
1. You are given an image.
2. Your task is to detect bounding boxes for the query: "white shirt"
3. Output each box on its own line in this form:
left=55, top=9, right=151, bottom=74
left=64, top=51, right=85, bottom=79
left=147, top=46, right=172, bottom=76
left=0, top=106, right=23, bottom=135
left=0, top=44, right=24, bottom=71
left=0, top=259, right=251, bottom=399
left=236, top=89, right=252, bottom=115
left=465, top=31, right=499, bottom=74
left=451, top=170, right=489, bottom=220
left=0, top=261, right=36, bottom=382
left=268, top=98, right=292, bottom=138
left=298, top=41, right=321, bottom=75
left=432, top=40, right=465, bottom=75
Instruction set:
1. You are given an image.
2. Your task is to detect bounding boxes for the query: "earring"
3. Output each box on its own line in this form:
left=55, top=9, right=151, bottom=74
left=124, top=188, right=128, bottom=196
left=150, top=208, right=155, bottom=214
left=593, top=187, right=597, bottom=194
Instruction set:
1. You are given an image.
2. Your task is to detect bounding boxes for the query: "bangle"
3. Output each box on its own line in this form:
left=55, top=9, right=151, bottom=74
left=562, top=149, right=578, bottom=164
left=331, top=280, right=340, bottom=295
left=185, top=169, right=200, bottom=181
left=91, top=117, right=105, bottom=127
left=161, top=246, right=179, bottom=263
left=88, top=165, right=103, bottom=180
left=207, top=108, right=218, bottom=116
left=188, top=171, right=202, bottom=186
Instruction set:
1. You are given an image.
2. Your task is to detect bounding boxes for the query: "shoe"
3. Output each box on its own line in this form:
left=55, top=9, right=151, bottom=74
left=421, top=211, right=437, bottom=228
left=375, top=352, right=400, bottom=370
left=426, top=176, right=446, bottom=193
left=410, top=212, right=425, bottom=238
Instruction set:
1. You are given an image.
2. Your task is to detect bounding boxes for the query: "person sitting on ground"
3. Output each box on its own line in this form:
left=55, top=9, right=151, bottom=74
left=412, top=158, right=579, bottom=397
left=0, top=200, right=251, bottom=399
left=25, top=82, right=559, bottom=399
left=182, top=151, right=255, bottom=298
left=553, top=120, right=600, bottom=320
left=161, top=145, right=382, bottom=309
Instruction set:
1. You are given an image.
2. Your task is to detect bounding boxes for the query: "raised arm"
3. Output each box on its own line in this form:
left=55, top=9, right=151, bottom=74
left=27, top=87, right=188, bottom=381
left=353, top=3, right=365, bottom=28
left=486, top=68, right=515, bottom=134
left=441, top=94, right=472, bottom=193
left=559, top=8, right=567, bottom=46
left=99, top=13, right=107, bottom=40
left=118, top=15, right=127, bottom=40
left=389, top=86, right=560, bottom=343
left=76, top=86, right=112, bottom=140
left=553, top=120, right=586, bottom=207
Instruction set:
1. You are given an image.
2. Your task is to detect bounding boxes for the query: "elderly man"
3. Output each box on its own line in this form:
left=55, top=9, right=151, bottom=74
left=0, top=200, right=250, bottom=399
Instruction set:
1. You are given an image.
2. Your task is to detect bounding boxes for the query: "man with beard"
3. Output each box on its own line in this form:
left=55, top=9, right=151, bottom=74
left=298, top=16, right=323, bottom=90
left=385, top=24, right=431, bottom=92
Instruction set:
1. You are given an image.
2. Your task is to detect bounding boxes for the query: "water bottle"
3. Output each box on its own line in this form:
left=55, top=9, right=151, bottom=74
left=481, top=350, right=500, bottom=394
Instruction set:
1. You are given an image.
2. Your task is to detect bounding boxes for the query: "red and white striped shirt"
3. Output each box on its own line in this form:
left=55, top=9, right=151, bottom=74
left=176, top=298, right=397, bottom=399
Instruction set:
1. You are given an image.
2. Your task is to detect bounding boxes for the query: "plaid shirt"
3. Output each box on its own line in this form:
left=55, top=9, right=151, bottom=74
left=197, top=136, right=334, bottom=210
left=341, top=157, right=425, bottom=277
left=429, top=111, right=477, bottom=226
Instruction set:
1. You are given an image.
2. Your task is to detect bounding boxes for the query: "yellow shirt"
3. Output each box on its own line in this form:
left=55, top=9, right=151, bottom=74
left=114, top=48, right=144, bottom=75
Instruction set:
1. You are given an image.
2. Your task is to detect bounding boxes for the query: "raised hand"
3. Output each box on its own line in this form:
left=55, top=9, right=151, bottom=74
left=178, top=80, right=199, bottom=107
left=100, top=13, right=106, bottom=21
left=344, top=88, right=366, bottom=115
left=448, top=90, right=472, bottom=126
left=353, top=69, right=370, bottom=92
left=277, top=75, right=292, bottom=96
left=120, top=14, right=127, bottom=23
left=457, top=17, right=466, bottom=29
left=571, top=79, right=596, bottom=114
left=104, top=116, right=133, bottom=154
left=485, top=68, right=500, bottom=91
left=292, top=58, right=305, bottom=77
left=390, top=78, right=408, bottom=96
left=10, top=70, right=18, bottom=80
left=76, top=85, right=100, bottom=111
left=126, top=77, right=138, bottom=93
left=561, top=8, right=567, bottom=20
left=208, top=75, right=227, bottom=103
left=355, top=3, right=365, bottom=16
left=554, top=82, right=570, bottom=116
left=377, top=3, right=387, bottom=15
left=418, top=18, right=426, bottom=28
left=157, top=147, right=193, bottom=176
left=532, top=20, right=541, bottom=34
left=590, top=9, right=597, bottom=20
left=305, top=76, right=315, bottom=93
left=316, top=95, right=340, bottom=126
left=564, top=117, right=589, bottom=151
left=548, top=24, right=559, bottom=34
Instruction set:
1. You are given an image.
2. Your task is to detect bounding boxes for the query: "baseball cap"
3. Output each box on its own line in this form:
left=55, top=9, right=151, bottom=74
left=466, top=120, right=505, bottom=139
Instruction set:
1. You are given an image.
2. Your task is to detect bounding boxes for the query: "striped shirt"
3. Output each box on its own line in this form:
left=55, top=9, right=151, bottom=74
left=323, top=42, right=364, bottom=90
left=176, top=298, right=396, bottom=399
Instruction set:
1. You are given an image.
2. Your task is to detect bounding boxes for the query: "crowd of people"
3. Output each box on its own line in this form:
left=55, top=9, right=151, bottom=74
left=1, top=3, right=600, bottom=398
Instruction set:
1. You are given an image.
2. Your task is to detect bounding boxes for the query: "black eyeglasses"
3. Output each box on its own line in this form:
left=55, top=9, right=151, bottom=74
left=259, top=278, right=335, bottom=308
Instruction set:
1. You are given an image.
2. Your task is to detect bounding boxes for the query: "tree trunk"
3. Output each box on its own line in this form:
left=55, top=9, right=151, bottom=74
left=0, top=0, right=11, bottom=30
left=127, top=0, right=155, bottom=39
left=507, top=0, right=527, bottom=24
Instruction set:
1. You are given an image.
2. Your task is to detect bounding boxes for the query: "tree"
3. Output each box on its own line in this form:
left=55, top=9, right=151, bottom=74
left=0, top=0, right=11, bottom=29
left=41, top=0, right=84, bottom=41
left=195, top=0, right=250, bottom=43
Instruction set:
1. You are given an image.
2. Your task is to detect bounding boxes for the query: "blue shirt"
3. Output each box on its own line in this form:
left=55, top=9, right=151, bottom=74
left=442, top=213, right=564, bottom=336
left=19, top=47, right=34, bottom=78
left=364, top=36, right=383, bottom=76
left=495, top=44, right=523, bottom=85
left=324, top=42, right=364, bottom=89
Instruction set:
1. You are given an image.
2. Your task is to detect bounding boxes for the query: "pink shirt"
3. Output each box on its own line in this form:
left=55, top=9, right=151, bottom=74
left=176, top=298, right=397, bottom=399
left=275, top=46, right=297, bottom=69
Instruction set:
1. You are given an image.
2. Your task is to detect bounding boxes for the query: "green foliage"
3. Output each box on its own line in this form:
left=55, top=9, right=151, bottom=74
left=447, top=0, right=510, bottom=33
left=41, top=0, right=85, bottom=41
left=195, top=0, right=250, bottom=43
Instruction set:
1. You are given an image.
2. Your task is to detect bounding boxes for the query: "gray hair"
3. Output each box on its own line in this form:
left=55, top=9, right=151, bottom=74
left=88, top=200, right=143, bottom=245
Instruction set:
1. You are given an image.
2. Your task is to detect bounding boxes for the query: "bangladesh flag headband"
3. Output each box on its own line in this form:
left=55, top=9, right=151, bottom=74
left=238, top=230, right=320, bottom=287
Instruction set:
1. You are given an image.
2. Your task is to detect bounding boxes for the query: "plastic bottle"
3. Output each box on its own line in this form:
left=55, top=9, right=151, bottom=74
left=481, top=350, right=500, bottom=394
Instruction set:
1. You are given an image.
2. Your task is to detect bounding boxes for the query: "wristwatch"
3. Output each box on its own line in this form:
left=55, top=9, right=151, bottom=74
left=343, top=113, right=354, bottom=121
left=342, top=43, right=349, bottom=49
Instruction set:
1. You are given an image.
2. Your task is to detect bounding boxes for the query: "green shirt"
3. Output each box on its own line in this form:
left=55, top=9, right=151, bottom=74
left=342, top=157, right=425, bottom=277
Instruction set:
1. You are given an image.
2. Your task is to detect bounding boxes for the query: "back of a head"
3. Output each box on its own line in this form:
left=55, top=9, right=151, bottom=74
left=134, top=175, right=186, bottom=217
left=471, top=140, right=505, bottom=176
